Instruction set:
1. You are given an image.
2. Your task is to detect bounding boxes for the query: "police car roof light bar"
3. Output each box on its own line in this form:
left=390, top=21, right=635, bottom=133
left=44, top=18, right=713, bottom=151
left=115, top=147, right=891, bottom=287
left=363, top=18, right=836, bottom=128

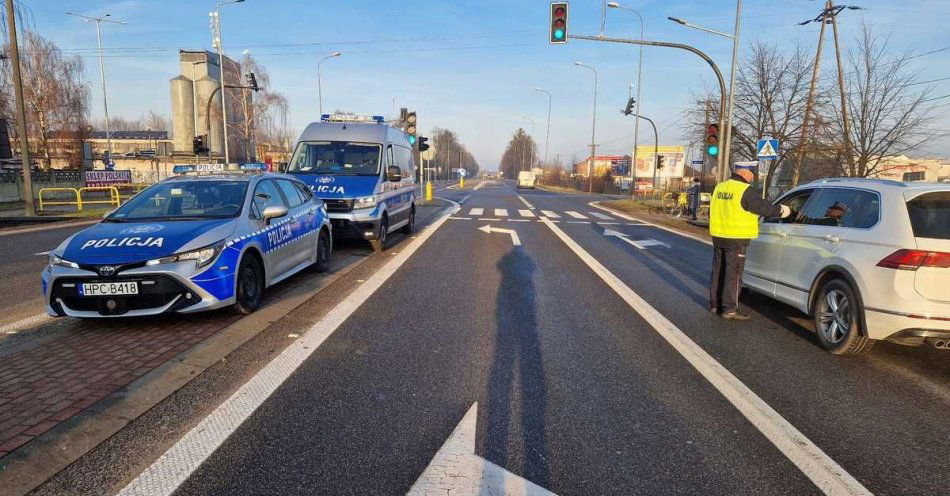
left=320, top=113, right=386, bottom=124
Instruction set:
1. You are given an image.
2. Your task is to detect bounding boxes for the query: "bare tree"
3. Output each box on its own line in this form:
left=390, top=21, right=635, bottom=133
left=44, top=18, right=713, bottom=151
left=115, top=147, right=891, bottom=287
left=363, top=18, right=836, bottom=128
left=143, top=110, right=170, bottom=133
left=428, top=127, right=479, bottom=179
left=499, top=128, right=537, bottom=180
left=232, top=54, right=288, bottom=161
left=826, top=22, right=945, bottom=178
left=1, top=31, right=88, bottom=167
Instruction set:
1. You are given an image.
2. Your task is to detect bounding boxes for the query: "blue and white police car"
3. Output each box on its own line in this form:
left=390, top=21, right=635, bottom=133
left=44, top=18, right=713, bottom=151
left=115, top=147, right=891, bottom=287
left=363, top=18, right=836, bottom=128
left=42, top=171, right=332, bottom=318
left=284, top=114, right=416, bottom=252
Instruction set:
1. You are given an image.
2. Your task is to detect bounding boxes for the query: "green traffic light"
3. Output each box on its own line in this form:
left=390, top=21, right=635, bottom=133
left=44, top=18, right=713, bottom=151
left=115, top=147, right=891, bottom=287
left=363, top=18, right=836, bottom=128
left=554, top=29, right=565, bottom=40
left=408, top=135, right=417, bottom=145
left=707, top=145, right=719, bottom=157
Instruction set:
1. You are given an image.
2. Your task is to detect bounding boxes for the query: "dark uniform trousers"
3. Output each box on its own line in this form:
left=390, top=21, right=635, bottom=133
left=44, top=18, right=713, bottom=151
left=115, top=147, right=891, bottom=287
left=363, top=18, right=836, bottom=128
left=709, top=237, right=748, bottom=312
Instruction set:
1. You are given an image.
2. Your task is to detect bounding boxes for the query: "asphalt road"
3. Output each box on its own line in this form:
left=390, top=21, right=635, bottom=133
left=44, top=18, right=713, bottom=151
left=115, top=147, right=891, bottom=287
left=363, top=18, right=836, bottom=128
left=14, top=181, right=949, bottom=495
left=96, top=180, right=944, bottom=496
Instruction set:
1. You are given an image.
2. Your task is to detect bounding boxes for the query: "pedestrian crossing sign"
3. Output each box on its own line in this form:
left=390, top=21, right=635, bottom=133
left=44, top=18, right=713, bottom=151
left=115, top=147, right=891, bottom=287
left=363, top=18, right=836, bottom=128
left=756, top=138, right=780, bottom=159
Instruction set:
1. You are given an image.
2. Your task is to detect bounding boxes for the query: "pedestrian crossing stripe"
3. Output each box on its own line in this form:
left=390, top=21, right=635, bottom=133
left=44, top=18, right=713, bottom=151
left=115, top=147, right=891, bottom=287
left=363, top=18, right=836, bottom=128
left=494, top=209, right=508, bottom=216
left=541, top=210, right=560, bottom=218
left=589, top=212, right=612, bottom=220
left=469, top=208, right=483, bottom=216
left=518, top=209, right=535, bottom=217
left=566, top=211, right=588, bottom=219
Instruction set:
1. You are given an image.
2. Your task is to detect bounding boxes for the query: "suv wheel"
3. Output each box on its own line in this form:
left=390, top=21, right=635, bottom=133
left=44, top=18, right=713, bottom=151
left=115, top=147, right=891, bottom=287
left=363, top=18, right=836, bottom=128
left=813, top=279, right=875, bottom=355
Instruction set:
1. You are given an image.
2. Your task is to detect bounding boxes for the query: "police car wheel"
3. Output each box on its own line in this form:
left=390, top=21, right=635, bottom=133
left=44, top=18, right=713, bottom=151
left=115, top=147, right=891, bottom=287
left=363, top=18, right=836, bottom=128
left=314, top=229, right=331, bottom=273
left=401, top=207, right=415, bottom=234
left=371, top=216, right=388, bottom=253
left=233, top=255, right=264, bottom=315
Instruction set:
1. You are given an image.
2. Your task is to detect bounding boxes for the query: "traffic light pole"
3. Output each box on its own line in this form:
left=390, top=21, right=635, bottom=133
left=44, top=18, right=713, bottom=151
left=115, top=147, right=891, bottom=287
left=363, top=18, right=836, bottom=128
left=569, top=34, right=727, bottom=183
left=628, top=113, right=659, bottom=191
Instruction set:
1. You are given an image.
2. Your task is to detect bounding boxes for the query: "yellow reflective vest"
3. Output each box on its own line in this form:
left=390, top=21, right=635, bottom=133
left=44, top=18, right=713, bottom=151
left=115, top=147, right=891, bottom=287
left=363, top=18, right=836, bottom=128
left=709, top=179, right=760, bottom=239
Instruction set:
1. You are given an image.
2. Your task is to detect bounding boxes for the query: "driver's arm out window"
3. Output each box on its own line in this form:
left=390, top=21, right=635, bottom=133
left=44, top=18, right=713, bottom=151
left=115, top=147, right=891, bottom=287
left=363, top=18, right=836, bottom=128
left=763, top=189, right=813, bottom=224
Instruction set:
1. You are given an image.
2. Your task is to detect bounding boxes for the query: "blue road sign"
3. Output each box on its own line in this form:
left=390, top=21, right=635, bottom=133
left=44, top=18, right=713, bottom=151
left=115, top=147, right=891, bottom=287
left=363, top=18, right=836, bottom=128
left=756, top=138, right=780, bottom=160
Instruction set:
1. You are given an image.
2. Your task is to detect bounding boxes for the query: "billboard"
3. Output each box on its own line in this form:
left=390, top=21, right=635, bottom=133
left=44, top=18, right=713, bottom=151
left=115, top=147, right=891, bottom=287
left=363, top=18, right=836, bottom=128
left=634, top=145, right=686, bottom=180
left=84, top=170, right=132, bottom=187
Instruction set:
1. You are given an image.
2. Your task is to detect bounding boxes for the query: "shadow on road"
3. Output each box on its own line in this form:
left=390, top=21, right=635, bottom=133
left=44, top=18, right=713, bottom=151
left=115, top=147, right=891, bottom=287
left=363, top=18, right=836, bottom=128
left=485, top=247, right=550, bottom=490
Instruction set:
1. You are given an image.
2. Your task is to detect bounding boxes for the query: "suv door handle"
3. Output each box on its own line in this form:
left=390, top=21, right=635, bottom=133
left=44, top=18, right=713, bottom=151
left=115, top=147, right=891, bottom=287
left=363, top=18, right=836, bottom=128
left=824, top=234, right=840, bottom=243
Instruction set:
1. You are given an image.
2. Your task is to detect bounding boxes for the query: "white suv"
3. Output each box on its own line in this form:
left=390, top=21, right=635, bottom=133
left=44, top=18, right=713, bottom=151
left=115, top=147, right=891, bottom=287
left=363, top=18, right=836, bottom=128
left=744, top=178, right=950, bottom=355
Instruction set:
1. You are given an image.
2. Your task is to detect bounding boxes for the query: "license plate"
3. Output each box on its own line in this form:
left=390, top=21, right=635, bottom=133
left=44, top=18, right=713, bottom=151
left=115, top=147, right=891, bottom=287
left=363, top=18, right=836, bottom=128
left=79, top=282, right=139, bottom=296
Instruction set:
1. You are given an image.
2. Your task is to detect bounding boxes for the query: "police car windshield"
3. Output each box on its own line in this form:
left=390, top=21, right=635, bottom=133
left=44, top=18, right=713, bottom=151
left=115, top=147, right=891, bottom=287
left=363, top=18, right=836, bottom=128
left=105, top=180, right=248, bottom=221
left=287, top=141, right=381, bottom=176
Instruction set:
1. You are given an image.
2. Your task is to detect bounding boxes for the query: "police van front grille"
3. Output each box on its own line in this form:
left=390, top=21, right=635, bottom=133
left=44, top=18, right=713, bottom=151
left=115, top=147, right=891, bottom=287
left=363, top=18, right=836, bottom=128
left=323, top=199, right=353, bottom=213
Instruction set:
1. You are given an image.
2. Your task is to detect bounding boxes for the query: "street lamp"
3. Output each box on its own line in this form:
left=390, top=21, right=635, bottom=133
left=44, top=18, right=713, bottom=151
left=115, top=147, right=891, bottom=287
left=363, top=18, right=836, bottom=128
left=534, top=87, right=552, bottom=168
left=668, top=0, right=742, bottom=182
left=211, top=0, right=245, bottom=165
left=607, top=2, right=645, bottom=194
left=574, top=61, right=598, bottom=194
left=318, top=51, right=342, bottom=115
left=66, top=12, right=126, bottom=163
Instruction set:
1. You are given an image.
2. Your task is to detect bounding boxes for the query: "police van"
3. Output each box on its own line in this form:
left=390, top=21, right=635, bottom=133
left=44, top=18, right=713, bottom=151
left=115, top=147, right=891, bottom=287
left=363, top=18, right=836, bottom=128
left=283, top=114, right=416, bottom=252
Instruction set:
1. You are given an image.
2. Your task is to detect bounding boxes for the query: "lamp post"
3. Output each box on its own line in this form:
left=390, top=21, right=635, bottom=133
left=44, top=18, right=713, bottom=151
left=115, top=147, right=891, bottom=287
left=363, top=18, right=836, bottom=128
left=534, top=87, right=551, bottom=168
left=574, top=62, right=598, bottom=194
left=669, top=0, right=742, bottom=182
left=318, top=52, right=342, bottom=115
left=607, top=2, right=644, bottom=194
left=66, top=12, right=126, bottom=162
left=211, top=0, right=245, bottom=165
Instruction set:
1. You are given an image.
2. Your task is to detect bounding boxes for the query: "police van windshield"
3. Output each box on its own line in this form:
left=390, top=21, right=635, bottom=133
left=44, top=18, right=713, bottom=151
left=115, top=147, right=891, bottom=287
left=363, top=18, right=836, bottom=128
left=287, top=141, right=382, bottom=176
left=105, top=180, right=249, bottom=222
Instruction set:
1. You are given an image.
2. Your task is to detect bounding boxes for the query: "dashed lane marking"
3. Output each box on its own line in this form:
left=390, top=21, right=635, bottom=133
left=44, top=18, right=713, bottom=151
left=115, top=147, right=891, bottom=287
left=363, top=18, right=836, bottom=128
left=540, top=217, right=871, bottom=496
left=117, top=200, right=462, bottom=496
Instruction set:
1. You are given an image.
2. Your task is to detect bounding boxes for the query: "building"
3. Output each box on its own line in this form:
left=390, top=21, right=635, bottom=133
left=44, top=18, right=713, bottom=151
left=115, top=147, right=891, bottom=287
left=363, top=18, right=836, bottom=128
left=573, top=155, right=630, bottom=176
left=87, top=131, right=172, bottom=158
left=874, top=155, right=950, bottom=183
left=169, top=50, right=251, bottom=162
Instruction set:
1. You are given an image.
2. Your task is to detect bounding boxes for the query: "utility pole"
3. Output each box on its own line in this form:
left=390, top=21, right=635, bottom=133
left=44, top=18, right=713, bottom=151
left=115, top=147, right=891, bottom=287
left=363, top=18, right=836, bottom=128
left=6, top=0, right=34, bottom=215
left=792, top=6, right=829, bottom=187
left=830, top=4, right=856, bottom=176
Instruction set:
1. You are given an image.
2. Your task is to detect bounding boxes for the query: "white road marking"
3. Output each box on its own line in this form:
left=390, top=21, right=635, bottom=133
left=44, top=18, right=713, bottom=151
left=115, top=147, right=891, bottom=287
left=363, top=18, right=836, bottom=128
left=540, top=216, right=871, bottom=496
left=34, top=251, right=50, bottom=256
left=478, top=218, right=501, bottom=221
left=590, top=201, right=712, bottom=246
left=117, top=201, right=461, bottom=496
left=408, top=403, right=555, bottom=495
left=517, top=195, right=535, bottom=210
left=597, top=222, right=620, bottom=226
left=509, top=219, right=530, bottom=222
left=474, top=181, right=487, bottom=191
left=588, top=211, right=613, bottom=220
left=518, top=209, right=535, bottom=217
left=0, top=313, right=55, bottom=335
left=494, top=208, right=508, bottom=217
left=449, top=216, right=472, bottom=220
left=565, top=211, right=588, bottom=219
left=0, top=220, right=98, bottom=238
left=469, top=208, right=484, bottom=216
left=540, top=210, right=560, bottom=219
left=477, top=224, right=521, bottom=246
left=603, top=229, right=670, bottom=249
left=566, top=221, right=588, bottom=224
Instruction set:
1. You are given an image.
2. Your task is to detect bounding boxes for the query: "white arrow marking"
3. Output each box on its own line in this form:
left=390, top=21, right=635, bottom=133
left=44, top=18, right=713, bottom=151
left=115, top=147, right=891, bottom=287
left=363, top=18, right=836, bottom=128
left=603, top=228, right=668, bottom=250
left=407, top=403, right=556, bottom=496
left=479, top=224, right=522, bottom=246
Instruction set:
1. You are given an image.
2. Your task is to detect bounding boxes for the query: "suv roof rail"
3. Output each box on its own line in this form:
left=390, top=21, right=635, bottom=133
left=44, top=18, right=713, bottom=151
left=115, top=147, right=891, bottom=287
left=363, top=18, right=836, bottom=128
left=806, top=177, right=907, bottom=187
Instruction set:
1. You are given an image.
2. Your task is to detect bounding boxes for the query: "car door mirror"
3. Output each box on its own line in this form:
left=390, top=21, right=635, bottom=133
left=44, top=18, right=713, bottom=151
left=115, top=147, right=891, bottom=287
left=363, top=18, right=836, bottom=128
left=277, top=162, right=288, bottom=173
left=387, top=165, right=402, bottom=182
left=262, top=205, right=288, bottom=225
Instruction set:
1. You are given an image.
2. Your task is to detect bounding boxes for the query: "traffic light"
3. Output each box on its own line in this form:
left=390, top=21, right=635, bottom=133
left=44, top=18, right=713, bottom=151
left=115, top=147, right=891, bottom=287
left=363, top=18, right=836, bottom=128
left=705, top=123, right=720, bottom=157
left=550, top=2, right=568, bottom=44
left=623, top=97, right=635, bottom=116
left=418, top=136, right=430, bottom=152
left=406, top=111, right=417, bottom=146
left=657, top=155, right=666, bottom=169
left=246, top=72, right=259, bottom=91
left=192, top=135, right=207, bottom=155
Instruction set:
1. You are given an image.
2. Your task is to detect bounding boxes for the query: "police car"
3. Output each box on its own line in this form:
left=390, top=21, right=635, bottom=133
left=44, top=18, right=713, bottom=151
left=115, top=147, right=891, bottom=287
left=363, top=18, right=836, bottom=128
left=42, top=171, right=332, bottom=318
left=284, top=114, right=416, bottom=252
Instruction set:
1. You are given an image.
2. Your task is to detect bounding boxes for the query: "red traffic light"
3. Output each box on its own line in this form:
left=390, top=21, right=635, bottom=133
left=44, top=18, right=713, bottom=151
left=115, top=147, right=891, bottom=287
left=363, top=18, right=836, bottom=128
left=554, top=6, right=565, bottom=16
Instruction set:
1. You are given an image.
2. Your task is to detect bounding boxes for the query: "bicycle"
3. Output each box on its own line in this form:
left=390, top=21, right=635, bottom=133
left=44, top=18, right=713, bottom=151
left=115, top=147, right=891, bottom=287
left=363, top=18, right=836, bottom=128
left=666, top=192, right=688, bottom=219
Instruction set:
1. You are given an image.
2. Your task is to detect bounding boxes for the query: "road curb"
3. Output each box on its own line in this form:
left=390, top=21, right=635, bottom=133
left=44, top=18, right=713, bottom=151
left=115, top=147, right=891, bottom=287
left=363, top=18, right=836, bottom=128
left=0, top=219, right=99, bottom=238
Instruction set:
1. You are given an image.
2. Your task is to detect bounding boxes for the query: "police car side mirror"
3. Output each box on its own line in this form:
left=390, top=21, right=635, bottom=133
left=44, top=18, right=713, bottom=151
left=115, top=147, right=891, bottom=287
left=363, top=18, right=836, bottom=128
left=387, top=165, right=402, bottom=183
left=262, top=205, right=288, bottom=225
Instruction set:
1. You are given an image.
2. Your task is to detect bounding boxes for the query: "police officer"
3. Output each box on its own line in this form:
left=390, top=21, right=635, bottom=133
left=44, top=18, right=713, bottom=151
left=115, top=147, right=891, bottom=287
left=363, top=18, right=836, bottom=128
left=709, top=168, right=790, bottom=320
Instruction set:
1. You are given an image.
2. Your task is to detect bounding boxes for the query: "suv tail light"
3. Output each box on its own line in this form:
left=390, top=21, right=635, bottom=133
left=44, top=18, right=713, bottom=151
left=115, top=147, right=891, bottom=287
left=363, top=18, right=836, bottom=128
left=877, top=249, right=950, bottom=270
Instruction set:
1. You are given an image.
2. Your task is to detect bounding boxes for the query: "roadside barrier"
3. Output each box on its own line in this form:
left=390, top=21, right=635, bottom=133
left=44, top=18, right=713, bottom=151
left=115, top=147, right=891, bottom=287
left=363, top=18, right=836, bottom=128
left=38, top=186, right=122, bottom=212
left=38, top=187, right=81, bottom=211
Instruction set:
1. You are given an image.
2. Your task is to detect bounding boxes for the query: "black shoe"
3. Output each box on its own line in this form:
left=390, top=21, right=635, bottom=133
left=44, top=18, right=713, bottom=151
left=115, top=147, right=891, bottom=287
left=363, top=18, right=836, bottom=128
left=721, top=311, right=750, bottom=321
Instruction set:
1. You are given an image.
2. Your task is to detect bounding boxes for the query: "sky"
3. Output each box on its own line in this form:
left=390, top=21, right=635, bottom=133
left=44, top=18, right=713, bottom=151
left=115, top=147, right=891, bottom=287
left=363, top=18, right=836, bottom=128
left=16, top=0, right=950, bottom=170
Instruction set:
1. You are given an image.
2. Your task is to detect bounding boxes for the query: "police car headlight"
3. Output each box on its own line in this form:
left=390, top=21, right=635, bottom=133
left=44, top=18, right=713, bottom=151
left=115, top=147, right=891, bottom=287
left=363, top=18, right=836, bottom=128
left=146, top=242, right=223, bottom=269
left=48, top=253, right=79, bottom=269
left=353, top=196, right=376, bottom=210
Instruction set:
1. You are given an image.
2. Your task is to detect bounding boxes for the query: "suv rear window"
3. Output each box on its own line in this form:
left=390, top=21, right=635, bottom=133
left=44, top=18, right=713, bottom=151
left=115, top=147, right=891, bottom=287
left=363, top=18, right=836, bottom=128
left=907, top=191, right=950, bottom=240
